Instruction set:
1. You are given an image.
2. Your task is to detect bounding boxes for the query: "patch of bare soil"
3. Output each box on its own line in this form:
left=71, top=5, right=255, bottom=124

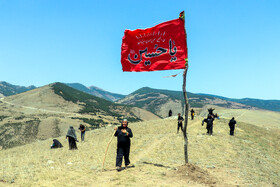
left=173, top=163, right=218, bottom=186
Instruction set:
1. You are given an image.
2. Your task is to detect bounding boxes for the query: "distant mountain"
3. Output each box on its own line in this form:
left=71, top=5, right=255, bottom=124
left=117, top=87, right=253, bottom=118
left=198, top=93, right=280, bottom=112
left=0, top=81, right=36, bottom=97
left=66, top=83, right=125, bottom=102
left=53, top=82, right=142, bottom=120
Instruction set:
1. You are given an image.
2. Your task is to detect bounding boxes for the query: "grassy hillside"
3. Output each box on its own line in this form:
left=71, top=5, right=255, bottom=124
left=118, top=87, right=252, bottom=118
left=0, top=120, right=40, bottom=149
left=52, top=82, right=141, bottom=122
left=0, top=108, right=279, bottom=186
left=0, top=83, right=159, bottom=149
left=199, top=93, right=280, bottom=112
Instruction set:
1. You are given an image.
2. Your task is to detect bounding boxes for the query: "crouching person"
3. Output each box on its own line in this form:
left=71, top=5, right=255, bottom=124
left=114, top=119, right=133, bottom=171
left=50, top=139, right=63, bottom=149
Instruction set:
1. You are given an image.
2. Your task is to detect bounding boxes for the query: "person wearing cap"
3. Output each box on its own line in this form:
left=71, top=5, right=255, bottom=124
left=114, top=119, right=133, bottom=171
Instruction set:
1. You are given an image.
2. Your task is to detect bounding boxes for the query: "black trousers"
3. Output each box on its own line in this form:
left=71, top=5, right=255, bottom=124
left=68, top=137, right=77, bottom=150
left=116, top=145, right=130, bottom=167
left=191, top=114, right=194, bottom=120
left=207, top=125, right=213, bottom=135
left=177, top=123, right=183, bottom=132
left=230, top=127, right=235, bottom=135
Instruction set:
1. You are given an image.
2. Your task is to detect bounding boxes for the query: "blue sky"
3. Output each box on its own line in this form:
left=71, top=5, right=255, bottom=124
left=0, top=0, right=279, bottom=99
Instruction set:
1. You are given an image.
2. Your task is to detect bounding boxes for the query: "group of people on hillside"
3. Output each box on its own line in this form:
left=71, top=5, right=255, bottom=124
left=50, top=124, right=86, bottom=150
left=50, top=107, right=237, bottom=172
left=176, top=107, right=237, bottom=136
left=50, top=119, right=134, bottom=172
left=169, top=109, right=196, bottom=121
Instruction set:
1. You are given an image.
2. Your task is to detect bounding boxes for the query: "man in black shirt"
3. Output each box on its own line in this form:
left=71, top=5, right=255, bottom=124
left=202, top=114, right=215, bottom=135
left=114, top=119, right=133, bottom=171
left=228, top=117, right=237, bottom=136
left=79, top=124, right=86, bottom=142
left=177, top=113, right=184, bottom=133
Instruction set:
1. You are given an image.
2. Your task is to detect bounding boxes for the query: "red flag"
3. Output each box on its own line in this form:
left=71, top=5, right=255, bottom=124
left=121, top=14, right=187, bottom=72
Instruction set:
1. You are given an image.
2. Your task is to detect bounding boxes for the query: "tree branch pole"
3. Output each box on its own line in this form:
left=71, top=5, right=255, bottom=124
left=180, top=10, right=189, bottom=164
left=182, top=63, right=189, bottom=164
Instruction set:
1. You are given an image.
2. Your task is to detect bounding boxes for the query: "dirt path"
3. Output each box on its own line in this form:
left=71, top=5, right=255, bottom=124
left=0, top=98, right=82, bottom=116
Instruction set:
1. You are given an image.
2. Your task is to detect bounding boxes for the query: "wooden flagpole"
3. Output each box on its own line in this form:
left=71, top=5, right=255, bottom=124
left=182, top=61, right=189, bottom=163
left=180, top=11, right=189, bottom=164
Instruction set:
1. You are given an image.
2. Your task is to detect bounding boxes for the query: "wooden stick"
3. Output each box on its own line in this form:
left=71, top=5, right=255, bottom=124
left=181, top=10, right=189, bottom=164
left=102, top=129, right=116, bottom=171
left=182, top=66, right=189, bottom=164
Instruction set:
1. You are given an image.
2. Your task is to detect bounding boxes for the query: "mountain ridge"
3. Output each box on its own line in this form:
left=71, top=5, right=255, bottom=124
left=0, top=81, right=36, bottom=97
left=66, top=83, right=125, bottom=102
left=1, top=81, right=279, bottom=112
left=117, top=87, right=255, bottom=118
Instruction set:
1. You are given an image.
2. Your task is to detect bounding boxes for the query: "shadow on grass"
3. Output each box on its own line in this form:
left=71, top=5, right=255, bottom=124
left=141, top=161, right=173, bottom=169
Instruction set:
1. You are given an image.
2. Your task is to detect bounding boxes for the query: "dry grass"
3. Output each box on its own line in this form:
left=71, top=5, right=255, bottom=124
left=0, top=86, right=160, bottom=149
left=0, top=108, right=279, bottom=186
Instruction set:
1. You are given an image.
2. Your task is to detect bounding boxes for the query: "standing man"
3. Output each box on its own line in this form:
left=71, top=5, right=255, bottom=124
left=114, top=119, right=133, bottom=171
left=190, top=109, right=195, bottom=120
left=79, top=124, right=86, bottom=142
left=177, top=113, right=184, bottom=133
left=202, top=115, right=215, bottom=136
left=228, top=117, right=237, bottom=136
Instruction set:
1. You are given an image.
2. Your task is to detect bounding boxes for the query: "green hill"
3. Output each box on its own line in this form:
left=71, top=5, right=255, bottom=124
left=199, top=93, right=280, bottom=112
left=52, top=82, right=141, bottom=122
left=117, top=87, right=252, bottom=118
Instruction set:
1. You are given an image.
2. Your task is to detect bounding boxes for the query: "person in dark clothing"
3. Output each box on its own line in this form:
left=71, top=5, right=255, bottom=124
left=202, top=115, right=215, bottom=135
left=50, top=139, right=63, bottom=149
left=79, top=124, right=86, bottom=141
left=229, top=117, right=237, bottom=136
left=114, top=119, right=133, bottom=171
left=208, top=108, right=215, bottom=116
left=177, top=113, right=184, bottom=133
left=190, top=109, right=195, bottom=120
left=169, top=110, right=172, bottom=117
left=66, top=126, right=78, bottom=150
